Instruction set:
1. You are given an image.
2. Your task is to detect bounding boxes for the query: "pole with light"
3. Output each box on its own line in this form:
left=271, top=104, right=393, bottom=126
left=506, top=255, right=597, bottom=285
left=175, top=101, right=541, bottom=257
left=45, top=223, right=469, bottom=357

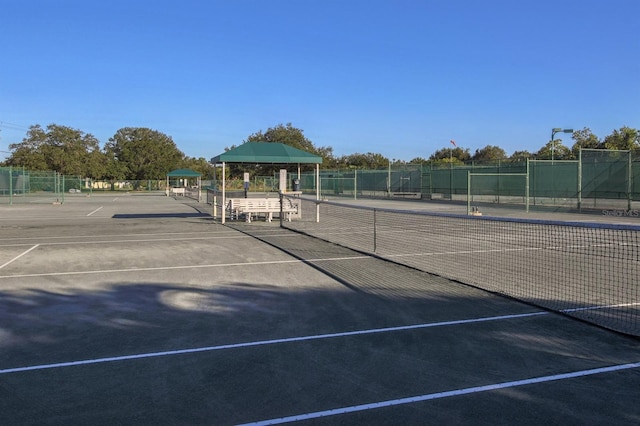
left=551, top=128, right=573, bottom=161
left=449, top=140, right=457, bottom=199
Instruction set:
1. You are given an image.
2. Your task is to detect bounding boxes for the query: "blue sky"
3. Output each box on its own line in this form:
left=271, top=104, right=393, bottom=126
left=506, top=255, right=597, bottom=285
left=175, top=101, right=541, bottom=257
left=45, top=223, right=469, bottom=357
left=1, top=0, right=638, bottom=162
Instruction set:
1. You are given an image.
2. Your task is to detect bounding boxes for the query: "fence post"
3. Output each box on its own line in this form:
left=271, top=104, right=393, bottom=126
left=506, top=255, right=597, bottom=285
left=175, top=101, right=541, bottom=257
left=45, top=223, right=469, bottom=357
left=354, top=170, right=357, bottom=200
left=9, top=166, right=13, bottom=205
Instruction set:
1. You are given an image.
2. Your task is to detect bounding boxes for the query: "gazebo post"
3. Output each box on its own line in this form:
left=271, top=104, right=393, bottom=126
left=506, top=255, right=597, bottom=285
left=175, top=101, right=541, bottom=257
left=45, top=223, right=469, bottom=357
left=315, top=163, right=320, bottom=222
left=197, top=175, right=202, bottom=202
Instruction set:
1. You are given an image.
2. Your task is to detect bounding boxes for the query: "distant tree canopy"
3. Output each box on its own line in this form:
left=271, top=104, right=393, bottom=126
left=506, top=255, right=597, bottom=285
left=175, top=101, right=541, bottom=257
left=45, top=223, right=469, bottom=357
left=3, top=123, right=638, bottom=180
left=244, top=123, right=334, bottom=167
left=8, top=124, right=105, bottom=178
left=105, top=127, right=184, bottom=180
left=429, top=147, right=471, bottom=164
left=472, top=145, right=507, bottom=161
left=6, top=124, right=216, bottom=180
left=335, top=152, right=389, bottom=169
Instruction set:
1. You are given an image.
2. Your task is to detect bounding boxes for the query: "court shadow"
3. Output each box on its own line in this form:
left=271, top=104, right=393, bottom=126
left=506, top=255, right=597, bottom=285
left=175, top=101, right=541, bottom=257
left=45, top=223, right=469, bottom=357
left=0, top=279, right=639, bottom=425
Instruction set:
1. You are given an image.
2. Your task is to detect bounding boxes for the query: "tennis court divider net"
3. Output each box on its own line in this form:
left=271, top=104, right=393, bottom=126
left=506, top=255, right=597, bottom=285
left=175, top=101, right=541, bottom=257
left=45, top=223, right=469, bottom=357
left=281, top=196, right=640, bottom=336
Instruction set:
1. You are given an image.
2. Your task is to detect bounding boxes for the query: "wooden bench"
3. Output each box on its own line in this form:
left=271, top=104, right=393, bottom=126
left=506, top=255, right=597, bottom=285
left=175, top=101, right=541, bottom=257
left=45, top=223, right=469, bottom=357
left=227, top=198, right=297, bottom=222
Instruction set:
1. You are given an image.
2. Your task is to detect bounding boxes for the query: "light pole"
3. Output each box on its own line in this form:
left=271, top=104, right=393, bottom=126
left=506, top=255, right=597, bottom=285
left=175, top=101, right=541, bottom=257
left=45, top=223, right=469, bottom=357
left=551, top=128, right=573, bottom=161
left=449, top=140, right=457, bottom=200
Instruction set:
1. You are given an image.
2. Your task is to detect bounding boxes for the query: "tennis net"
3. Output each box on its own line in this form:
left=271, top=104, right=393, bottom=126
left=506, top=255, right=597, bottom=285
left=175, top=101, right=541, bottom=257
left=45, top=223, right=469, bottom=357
left=282, top=196, right=640, bottom=336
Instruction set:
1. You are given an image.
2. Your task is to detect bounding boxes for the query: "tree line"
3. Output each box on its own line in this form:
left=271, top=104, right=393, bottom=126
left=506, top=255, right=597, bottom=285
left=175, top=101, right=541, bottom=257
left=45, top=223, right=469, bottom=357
left=2, top=122, right=638, bottom=180
left=3, top=124, right=214, bottom=179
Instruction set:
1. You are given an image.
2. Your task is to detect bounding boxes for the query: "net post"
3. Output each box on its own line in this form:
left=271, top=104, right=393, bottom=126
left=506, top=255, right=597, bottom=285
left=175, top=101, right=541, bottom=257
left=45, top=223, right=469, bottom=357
left=467, top=171, right=471, bottom=214
left=373, top=209, right=377, bottom=252
left=578, top=149, right=582, bottom=212
left=628, top=150, right=632, bottom=211
left=525, top=159, right=530, bottom=213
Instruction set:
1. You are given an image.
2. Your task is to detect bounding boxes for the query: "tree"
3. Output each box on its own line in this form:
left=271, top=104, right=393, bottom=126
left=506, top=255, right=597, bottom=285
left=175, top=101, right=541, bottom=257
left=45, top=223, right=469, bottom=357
left=244, top=123, right=333, bottom=167
left=429, top=147, right=470, bottom=164
left=471, top=145, right=507, bottom=162
left=509, top=150, right=535, bottom=162
left=537, top=139, right=571, bottom=160
left=7, top=125, right=49, bottom=170
left=8, top=124, right=103, bottom=177
left=338, top=152, right=389, bottom=169
left=179, top=156, right=216, bottom=179
left=105, top=127, right=183, bottom=180
left=569, top=128, right=602, bottom=159
left=602, top=126, right=639, bottom=152
left=408, top=157, right=428, bottom=164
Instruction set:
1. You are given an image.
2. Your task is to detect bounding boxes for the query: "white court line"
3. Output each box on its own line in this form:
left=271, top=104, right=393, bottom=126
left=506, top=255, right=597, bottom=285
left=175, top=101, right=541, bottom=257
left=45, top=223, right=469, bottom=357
left=0, top=258, right=304, bottom=279
left=0, top=232, right=300, bottom=249
left=563, top=302, right=640, bottom=312
left=86, top=206, right=103, bottom=216
left=241, top=362, right=640, bottom=425
left=0, top=235, right=265, bottom=248
left=0, top=245, right=39, bottom=270
left=0, top=230, right=246, bottom=243
left=0, top=255, right=370, bottom=279
left=0, top=311, right=546, bottom=375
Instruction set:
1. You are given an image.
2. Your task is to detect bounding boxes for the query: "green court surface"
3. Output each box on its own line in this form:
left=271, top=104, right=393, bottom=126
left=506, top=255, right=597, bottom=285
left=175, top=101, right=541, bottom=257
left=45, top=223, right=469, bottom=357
left=0, top=194, right=638, bottom=425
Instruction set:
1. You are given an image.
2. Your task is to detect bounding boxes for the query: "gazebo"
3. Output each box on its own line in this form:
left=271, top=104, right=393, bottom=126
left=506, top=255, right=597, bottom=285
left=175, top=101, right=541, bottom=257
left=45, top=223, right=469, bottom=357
left=210, top=142, right=323, bottom=223
left=166, top=168, right=202, bottom=200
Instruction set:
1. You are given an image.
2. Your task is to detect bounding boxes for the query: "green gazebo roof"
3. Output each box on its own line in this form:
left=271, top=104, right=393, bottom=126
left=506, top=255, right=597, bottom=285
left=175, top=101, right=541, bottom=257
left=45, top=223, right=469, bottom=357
left=167, top=168, right=202, bottom=177
left=211, top=142, right=323, bottom=164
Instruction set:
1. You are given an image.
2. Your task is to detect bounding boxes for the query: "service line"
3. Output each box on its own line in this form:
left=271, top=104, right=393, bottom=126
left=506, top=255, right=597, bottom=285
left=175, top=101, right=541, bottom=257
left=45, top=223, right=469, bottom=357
left=0, top=245, right=40, bottom=270
left=86, top=206, right=103, bottom=216
left=0, top=311, right=546, bottom=375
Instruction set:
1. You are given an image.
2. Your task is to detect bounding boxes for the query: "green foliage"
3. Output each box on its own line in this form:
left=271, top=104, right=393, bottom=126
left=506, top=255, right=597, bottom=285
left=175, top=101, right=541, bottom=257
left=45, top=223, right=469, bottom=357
left=510, top=150, right=534, bottom=162
left=602, top=126, right=639, bottom=152
left=8, top=124, right=103, bottom=177
left=537, top=139, right=571, bottom=160
left=4, top=122, right=639, bottom=183
left=244, top=123, right=334, bottom=167
left=337, top=152, right=389, bottom=169
left=472, top=145, right=507, bottom=161
left=429, top=147, right=471, bottom=163
left=570, top=128, right=601, bottom=159
left=105, top=127, right=184, bottom=180
left=179, top=157, right=216, bottom=179
left=408, top=157, right=428, bottom=164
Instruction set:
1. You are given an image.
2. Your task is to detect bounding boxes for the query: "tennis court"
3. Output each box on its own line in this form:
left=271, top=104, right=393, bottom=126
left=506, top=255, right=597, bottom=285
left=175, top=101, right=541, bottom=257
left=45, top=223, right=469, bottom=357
left=0, top=194, right=638, bottom=424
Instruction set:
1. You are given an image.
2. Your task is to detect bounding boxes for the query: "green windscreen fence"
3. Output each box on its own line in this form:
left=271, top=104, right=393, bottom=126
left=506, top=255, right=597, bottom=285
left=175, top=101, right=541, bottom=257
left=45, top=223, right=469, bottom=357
left=296, top=149, right=637, bottom=210
left=0, top=167, right=170, bottom=204
left=580, top=149, right=633, bottom=209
